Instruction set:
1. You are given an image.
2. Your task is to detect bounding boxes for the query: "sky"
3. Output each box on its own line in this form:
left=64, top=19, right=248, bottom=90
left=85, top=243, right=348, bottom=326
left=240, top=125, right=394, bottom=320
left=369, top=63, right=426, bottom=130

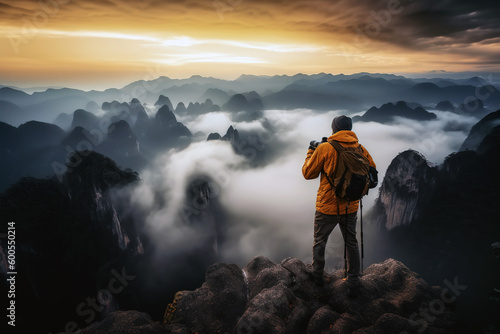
left=1, top=0, right=500, bottom=89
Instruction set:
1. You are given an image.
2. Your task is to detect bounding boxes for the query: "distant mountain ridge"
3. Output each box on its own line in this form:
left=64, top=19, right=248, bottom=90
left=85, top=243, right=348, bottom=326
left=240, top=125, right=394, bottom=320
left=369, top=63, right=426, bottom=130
left=354, top=101, right=437, bottom=124
left=2, top=72, right=500, bottom=126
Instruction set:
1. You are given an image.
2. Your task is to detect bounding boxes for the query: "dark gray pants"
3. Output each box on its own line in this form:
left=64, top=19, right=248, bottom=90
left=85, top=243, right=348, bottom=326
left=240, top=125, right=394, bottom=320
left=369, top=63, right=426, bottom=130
left=312, top=210, right=360, bottom=287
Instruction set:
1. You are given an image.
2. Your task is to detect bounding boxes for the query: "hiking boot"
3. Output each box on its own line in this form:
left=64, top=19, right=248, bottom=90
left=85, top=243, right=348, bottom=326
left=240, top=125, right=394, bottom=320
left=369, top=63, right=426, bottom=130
left=310, top=271, right=324, bottom=286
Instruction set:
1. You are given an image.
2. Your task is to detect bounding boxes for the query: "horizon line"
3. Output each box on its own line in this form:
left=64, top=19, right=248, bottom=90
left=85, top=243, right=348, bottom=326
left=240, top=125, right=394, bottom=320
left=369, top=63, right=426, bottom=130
left=2, top=70, right=500, bottom=93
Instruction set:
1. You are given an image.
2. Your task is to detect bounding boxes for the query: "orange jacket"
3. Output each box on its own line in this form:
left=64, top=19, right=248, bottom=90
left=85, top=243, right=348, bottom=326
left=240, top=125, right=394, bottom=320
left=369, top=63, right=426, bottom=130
left=302, top=130, right=376, bottom=215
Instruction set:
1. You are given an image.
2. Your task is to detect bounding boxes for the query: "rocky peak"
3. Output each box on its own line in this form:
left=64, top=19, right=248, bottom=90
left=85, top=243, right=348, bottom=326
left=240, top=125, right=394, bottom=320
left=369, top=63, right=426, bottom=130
left=356, top=101, right=437, bottom=124
left=175, top=102, right=187, bottom=115
left=155, top=105, right=178, bottom=128
left=206, top=125, right=240, bottom=144
left=222, top=125, right=240, bottom=142
left=154, top=95, right=174, bottom=112
left=80, top=257, right=458, bottom=333
left=71, top=108, right=100, bottom=131
left=373, top=150, right=438, bottom=230
left=64, top=150, right=138, bottom=192
left=460, top=110, right=500, bottom=151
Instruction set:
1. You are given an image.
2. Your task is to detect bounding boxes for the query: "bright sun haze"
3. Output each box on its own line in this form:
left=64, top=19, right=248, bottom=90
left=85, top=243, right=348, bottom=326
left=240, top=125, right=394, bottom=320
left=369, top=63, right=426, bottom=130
left=0, top=0, right=499, bottom=89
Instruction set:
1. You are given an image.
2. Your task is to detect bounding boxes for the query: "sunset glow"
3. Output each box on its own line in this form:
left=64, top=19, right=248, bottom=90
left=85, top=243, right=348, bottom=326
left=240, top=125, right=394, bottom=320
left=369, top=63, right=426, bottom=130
left=0, top=0, right=499, bottom=89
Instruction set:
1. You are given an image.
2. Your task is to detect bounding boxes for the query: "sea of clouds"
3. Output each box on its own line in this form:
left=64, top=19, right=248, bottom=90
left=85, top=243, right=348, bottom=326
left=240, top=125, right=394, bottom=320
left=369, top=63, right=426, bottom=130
left=124, top=108, right=478, bottom=270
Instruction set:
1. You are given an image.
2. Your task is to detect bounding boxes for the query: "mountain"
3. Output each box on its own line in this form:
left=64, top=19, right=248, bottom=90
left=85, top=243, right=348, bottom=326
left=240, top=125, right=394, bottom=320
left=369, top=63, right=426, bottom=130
left=0, top=120, right=71, bottom=191
left=71, top=108, right=101, bottom=132
left=175, top=102, right=187, bottom=114
left=263, top=87, right=361, bottom=111
left=98, top=120, right=146, bottom=171
left=0, top=100, right=26, bottom=126
left=0, top=87, right=31, bottom=105
left=130, top=99, right=151, bottom=139
left=23, top=94, right=91, bottom=123
left=456, top=98, right=488, bottom=117
left=0, top=151, right=142, bottom=333
left=144, top=105, right=192, bottom=151
left=53, top=112, right=73, bottom=130
left=460, top=110, right=500, bottom=151
left=207, top=125, right=240, bottom=143
left=5, top=73, right=500, bottom=123
left=199, top=88, right=230, bottom=105
left=154, top=95, right=174, bottom=111
left=185, top=99, right=220, bottom=116
left=435, top=100, right=455, bottom=111
left=404, top=83, right=500, bottom=108
left=355, top=101, right=437, bottom=123
left=80, top=257, right=459, bottom=333
left=102, top=100, right=130, bottom=114
left=222, top=94, right=263, bottom=122
left=0, top=121, right=19, bottom=152
left=368, top=111, right=500, bottom=329
left=17, top=120, right=65, bottom=149
left=62, top=126, right=99, bottom=149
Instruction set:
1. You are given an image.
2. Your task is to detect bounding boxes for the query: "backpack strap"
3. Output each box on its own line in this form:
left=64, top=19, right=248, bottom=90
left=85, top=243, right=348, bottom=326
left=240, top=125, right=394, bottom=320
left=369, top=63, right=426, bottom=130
left=323, top=140, right=342, bottom=193
left=329, top=140, right=345, bottom=153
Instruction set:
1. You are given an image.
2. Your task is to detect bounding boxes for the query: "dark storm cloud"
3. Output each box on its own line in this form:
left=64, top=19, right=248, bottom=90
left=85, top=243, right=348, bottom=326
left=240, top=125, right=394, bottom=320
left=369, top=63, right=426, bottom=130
left=368, top=0, right=500, bottom=49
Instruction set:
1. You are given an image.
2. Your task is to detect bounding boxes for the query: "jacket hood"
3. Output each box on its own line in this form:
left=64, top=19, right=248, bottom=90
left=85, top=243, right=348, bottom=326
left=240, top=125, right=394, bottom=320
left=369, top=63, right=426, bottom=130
left=329, top=130, right=359, bottom=143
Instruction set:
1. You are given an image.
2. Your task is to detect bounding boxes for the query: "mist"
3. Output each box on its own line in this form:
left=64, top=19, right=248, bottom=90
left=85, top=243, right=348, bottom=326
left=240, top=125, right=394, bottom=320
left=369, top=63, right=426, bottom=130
left=125, top=108, right=477, bottom=272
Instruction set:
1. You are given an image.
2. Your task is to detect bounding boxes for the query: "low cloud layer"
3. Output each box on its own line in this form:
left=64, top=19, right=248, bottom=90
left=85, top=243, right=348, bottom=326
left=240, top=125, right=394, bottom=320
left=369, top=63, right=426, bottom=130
left=125, top=108, right=477, bottom=270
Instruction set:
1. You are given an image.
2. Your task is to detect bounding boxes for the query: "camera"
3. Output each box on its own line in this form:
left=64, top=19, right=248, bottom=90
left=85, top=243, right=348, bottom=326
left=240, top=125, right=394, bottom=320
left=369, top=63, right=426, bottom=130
left=309, top=137, right=328, bottom=150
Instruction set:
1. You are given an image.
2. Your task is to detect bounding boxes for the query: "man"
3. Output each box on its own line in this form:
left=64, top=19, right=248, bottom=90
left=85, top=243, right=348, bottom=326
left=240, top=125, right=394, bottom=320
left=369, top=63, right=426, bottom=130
left=302, top=115, right=376, bottom=296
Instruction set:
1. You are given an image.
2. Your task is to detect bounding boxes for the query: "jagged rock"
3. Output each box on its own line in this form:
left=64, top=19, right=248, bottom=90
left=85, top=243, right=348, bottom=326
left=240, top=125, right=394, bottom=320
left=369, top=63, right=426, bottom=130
left=165, top=263, right=247, bottom=334
left=372, top=150, right=438, bottom=229
left=206, top=126, right=240, bottom=143
left=163, top=256, right=458, bottom=334
left=306, top=305, right=341, bottom=333
left=222, top=125, right=239, bottom=143
left=77, top=310, right=170, bottom=334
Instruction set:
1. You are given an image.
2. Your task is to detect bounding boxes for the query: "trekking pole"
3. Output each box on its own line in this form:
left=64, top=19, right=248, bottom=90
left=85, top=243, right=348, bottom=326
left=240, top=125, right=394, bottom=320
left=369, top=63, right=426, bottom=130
left=360, top=198, right=364, bottom=274
left=344, top=238, right=347, bottom=278
left=344, top=205, right=348, bottom=279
